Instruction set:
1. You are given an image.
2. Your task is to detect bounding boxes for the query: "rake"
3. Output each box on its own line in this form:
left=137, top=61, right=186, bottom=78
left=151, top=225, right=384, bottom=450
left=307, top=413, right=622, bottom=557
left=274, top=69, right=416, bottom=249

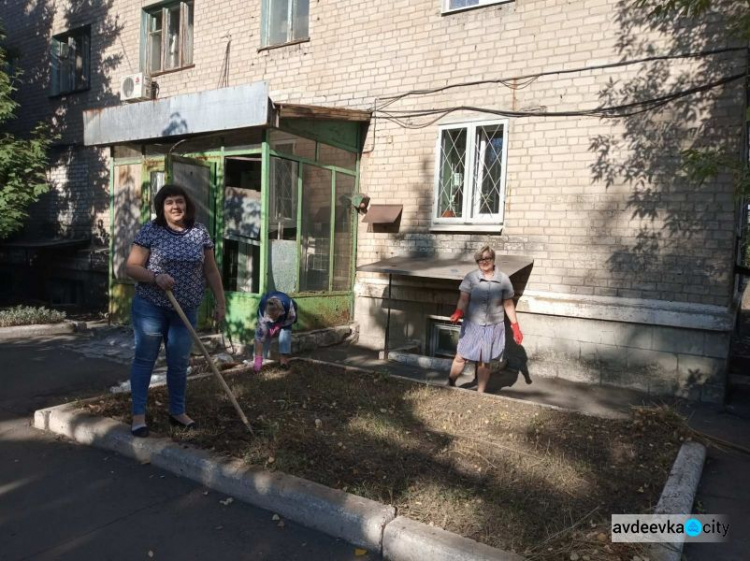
left=165, top=289, right=253, bottom=434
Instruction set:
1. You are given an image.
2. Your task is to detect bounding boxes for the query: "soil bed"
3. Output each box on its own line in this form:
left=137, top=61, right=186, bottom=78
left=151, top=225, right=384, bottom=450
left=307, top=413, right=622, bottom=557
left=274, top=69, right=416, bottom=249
left=85, top=361, right=690, bottom=560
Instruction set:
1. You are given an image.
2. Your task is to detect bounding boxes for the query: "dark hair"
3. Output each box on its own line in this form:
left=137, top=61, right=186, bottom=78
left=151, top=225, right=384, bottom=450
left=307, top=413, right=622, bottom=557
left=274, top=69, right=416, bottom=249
left=153, top=184, right=196, bottom=228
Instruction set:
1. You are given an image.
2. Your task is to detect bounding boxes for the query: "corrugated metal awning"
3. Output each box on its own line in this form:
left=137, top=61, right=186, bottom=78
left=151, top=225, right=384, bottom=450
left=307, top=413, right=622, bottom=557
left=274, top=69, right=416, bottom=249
left=83, top=82, right=270, bottom=146
left=357, top=254, right=534, bottom=280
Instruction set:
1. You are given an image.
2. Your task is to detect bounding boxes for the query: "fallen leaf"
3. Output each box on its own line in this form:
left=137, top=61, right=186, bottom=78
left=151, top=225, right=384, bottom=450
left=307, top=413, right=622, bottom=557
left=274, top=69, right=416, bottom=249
left=219, top=497, right=234, bottom=506
left=354, top=548, right=368, bottom=556
left=277, top=520, right=285, bottom=528
left=272, top=514, right=280, bottom=521
left=148, top=551, right=154, bottom=558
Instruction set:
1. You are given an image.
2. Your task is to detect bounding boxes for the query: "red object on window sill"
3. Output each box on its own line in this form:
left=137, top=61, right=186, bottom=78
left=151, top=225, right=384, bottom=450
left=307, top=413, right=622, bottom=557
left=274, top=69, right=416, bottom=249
left=441, top=209, right=456, bottom=218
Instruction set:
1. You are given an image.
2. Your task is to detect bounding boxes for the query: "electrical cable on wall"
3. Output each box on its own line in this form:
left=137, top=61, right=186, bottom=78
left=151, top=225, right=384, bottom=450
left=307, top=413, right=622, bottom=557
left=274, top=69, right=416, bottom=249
left=371, top=46, right=747, bottom=129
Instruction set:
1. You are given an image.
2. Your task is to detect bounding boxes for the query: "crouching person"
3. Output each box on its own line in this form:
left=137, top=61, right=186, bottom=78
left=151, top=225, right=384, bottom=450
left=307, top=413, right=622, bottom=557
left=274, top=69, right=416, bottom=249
left=253, top=291, right=297, bottom=372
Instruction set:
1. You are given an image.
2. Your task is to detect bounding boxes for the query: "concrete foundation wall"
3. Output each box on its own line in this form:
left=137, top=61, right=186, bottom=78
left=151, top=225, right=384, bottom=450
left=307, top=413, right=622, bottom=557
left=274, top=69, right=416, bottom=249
left=355, top=287, right=731, bottom=403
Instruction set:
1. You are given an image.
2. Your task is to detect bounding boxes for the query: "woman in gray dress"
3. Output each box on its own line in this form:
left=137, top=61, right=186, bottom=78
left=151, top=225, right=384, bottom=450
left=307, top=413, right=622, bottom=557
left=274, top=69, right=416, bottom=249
left=447, top=245, right=523, bottom=393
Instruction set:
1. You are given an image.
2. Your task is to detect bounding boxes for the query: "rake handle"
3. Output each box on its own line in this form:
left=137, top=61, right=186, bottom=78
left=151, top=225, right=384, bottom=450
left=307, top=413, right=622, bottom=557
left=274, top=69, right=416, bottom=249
left=165, top=290, right=253, bottom=434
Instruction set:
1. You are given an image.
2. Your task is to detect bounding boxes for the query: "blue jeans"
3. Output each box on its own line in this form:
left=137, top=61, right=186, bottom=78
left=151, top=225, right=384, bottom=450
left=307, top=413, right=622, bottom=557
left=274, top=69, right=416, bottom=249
left=263, top=326, right=292, bottom=358
left=130, top=294, right=197, bottom=416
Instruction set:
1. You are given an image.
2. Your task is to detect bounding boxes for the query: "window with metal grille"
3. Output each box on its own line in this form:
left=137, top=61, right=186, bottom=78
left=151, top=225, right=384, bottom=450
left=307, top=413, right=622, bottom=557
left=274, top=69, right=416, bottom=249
left=261, top=0, right=309, bottom=48
left=50, top=27, right=90, bottom=96
left=142, top=1, right=193, bottom=74
left=433, top=120, right=508, bottom=226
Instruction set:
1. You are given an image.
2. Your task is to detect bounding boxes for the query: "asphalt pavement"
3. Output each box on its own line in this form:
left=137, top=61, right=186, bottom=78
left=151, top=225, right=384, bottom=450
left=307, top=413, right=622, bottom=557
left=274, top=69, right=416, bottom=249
left=0, top=333, right=377, bottom=561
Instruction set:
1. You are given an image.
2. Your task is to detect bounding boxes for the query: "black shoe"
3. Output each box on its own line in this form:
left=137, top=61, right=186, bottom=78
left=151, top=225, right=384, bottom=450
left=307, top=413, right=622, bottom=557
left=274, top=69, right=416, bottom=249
left=169, top=415, right=198, bottom=430
left=131, top=424, right=149, bottom=438
left=447, top=377, right=456, bottom=387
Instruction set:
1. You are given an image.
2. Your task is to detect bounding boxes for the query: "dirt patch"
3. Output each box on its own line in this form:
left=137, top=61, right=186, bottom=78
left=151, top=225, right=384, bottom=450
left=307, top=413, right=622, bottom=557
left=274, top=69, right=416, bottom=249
left=84, top=361, right=691, bottom=560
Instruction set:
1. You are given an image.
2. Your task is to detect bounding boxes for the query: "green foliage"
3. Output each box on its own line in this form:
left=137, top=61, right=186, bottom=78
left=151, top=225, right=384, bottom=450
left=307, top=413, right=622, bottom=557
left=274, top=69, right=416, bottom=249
left=0, top=23, right=53, bottom=240
left=635, top=0, right=750, bottom=40
left=0, top=305, right=66, bottom=327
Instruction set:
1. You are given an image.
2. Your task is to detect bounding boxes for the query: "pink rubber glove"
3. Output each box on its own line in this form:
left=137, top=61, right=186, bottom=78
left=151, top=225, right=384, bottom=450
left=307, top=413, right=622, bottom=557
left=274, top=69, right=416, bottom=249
left=268, top=325, right=281, bottom=338
left=511, top=323, right=523, bottom=345
left=253, top=355, right=263, bottom=372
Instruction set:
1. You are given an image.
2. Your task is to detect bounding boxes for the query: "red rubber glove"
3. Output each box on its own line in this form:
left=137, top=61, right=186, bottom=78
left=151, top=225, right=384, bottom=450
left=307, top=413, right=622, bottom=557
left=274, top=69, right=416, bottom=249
left=449, top=309, right=464, bottom=324
left=511, top=322, right=523, bottom=345
left=268, top=324, right=281, bottom=338
left=253, top=355, right=263, bottom=373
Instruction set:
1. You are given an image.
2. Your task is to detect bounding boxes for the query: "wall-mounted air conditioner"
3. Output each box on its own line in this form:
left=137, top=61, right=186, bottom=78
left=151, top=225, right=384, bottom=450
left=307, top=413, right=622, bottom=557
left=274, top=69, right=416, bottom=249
left=120, top=72, right=151, bottom=102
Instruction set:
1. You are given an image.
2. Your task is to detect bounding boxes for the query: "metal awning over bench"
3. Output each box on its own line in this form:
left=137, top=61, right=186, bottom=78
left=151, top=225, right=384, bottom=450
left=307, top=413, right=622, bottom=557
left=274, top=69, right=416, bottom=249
left=357, top=254, right=534, bottom=358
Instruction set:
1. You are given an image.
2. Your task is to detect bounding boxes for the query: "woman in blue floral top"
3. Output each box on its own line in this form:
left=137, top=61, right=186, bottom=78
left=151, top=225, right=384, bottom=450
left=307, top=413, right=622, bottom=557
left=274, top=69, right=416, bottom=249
left=125, top=184, right=226, bottom=437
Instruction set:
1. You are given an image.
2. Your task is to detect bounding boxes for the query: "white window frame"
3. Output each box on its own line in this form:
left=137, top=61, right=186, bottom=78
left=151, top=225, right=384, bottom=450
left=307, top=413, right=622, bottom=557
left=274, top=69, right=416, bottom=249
left=432, top=119, right=509, bottom=229
left=50, top=27, right=90, bottom=96
left=142, top=0, right=193, bottom=74
left=261, top=0, right=309, bottom=48
left=442, top=0, right=513, bottom=14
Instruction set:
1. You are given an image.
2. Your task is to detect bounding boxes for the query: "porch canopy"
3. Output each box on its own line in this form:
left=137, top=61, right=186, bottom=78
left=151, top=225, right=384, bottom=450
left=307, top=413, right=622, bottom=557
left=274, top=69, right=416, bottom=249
left=357, top=254, right=534, bottom=358
left=82, top=81, right=371, bottom=146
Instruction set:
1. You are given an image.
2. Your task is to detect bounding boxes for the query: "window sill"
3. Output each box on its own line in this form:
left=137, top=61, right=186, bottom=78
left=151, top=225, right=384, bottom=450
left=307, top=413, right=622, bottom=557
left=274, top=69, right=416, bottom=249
left=441, top=0, right=513, bottom=16
left=258, top=38, right=310, bottom=53
left=150, top=64, right=195, bottom=77
left=49, top=86, right=91, bottom=99
left=430, top=223, right=504, bottom=234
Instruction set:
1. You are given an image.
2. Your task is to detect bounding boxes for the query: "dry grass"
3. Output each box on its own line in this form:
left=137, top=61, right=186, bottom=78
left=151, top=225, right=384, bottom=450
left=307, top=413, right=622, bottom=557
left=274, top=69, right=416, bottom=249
left=85, top=360, right=691, bottom=560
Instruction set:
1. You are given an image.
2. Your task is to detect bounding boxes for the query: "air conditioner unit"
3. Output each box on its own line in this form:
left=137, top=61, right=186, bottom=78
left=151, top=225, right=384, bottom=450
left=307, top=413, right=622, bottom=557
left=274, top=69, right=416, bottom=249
left=120, top=72, right=151, bottom=102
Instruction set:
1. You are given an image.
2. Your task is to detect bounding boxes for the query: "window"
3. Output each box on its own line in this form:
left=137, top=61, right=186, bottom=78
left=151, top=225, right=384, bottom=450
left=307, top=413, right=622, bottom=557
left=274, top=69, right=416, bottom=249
left=443, top=0, right=511, bottom=13
left=261, top=0, right=309, bottom=48
left=433, top=120, right=508, bottom=226
left=143, top=1, right=193, bottom=73
left=50, top=27, right=90, bottom=96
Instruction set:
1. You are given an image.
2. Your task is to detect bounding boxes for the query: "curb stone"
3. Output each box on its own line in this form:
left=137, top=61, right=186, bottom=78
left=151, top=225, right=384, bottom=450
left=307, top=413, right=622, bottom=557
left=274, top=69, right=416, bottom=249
left=33, top=374, right=705, bottom=561
left=648, top=441, right=707, bottom=561
left=383, top=516, right=525, bottom=561
left=33, top=399, right=529, bottom=560
left=33, top=402, right=394, bottom=552
left=0, top=320, right=85, bottom=339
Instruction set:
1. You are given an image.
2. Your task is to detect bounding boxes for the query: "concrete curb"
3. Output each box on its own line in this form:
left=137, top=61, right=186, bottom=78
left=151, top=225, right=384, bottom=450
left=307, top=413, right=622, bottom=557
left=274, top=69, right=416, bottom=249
left=383, top=516, right=525, bottom=561
left=33, top=402, right=395, bottom=552
left=33, top=398, right=529, bottom=560
left=648, top=441, right=707, bottom=561
left=0, top=320, right=85, bottom=339
left=34, top=364, right=703, bottom=561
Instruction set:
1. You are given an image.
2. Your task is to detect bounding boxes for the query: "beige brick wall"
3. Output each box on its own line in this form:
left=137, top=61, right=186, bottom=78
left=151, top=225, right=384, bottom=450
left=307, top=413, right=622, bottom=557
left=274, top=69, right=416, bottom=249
left=1, top=0, right=745, bottom=311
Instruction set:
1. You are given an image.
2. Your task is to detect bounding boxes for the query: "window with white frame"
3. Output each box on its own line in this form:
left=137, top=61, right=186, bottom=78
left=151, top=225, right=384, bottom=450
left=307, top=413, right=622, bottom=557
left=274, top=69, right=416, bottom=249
left=143, top=1, right=193, bottom=74
left=433, top=120, right=508, bottom=226
left=261, top=0, right=309, bottom=48
left=443, top=0, right=511, bottom=13
left=50, top=27, right=90, bottom=96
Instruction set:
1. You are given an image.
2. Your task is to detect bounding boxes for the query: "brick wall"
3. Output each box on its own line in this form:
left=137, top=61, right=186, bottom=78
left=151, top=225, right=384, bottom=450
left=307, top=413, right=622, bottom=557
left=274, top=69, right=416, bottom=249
left=1, top=0, right=745, bottom=321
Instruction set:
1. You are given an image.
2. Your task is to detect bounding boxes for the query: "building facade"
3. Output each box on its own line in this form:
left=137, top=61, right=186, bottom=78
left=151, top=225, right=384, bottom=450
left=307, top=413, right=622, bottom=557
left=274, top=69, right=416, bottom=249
left=1, top=0, right=746, bottom=401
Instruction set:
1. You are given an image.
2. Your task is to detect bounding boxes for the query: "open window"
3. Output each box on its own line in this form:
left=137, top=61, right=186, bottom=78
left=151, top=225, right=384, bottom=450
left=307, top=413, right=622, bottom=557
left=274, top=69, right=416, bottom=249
left=50, top=26, right=90, bottom=96
left=143, top=0, right=194, bottom=73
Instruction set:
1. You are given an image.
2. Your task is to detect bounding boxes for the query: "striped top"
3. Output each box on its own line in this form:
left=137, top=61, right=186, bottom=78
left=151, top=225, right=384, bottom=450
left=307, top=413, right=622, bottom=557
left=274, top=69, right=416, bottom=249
left=459, top=268, right=514, bottom=326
